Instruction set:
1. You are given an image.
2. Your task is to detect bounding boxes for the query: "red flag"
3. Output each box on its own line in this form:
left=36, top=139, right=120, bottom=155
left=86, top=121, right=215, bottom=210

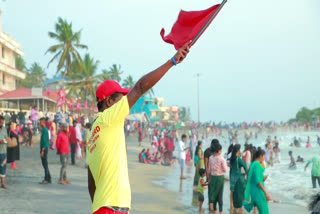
left=76, top=100, right=81, bottom=112
left=68, top=98, right=74, bottom=110
left=84, top=100, right=88, bottom=110
left=161, top=4, right=223, bottom=50
left=57, top=88, right=66, bottom=107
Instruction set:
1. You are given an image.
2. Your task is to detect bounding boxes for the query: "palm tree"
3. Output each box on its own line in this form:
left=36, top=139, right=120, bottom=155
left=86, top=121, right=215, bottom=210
left=65, top=54, right=99, bottom=102
left=97, top=69, right=111, bottom=83
left=46, top=17, right=88, bottom=76
left=145, top=88, right=155, bottom=97
left=29, top=62, right=47, bottom=84
left=15, top=55, right=26, bottom=72
left=179, top=107, right=191, bottom=122
left=122, top=75, right=135, bottom=89
left=107, top=64, right=123, bottom=82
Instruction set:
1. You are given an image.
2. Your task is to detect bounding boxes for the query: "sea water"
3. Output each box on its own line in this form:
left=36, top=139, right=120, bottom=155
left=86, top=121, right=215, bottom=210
left=154, top=130, right=317, bottom=213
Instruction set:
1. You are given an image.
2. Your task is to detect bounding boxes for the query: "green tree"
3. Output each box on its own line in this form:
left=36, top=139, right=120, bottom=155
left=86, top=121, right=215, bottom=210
left=15, top=55, right=27, bottom=72
left=46, top=17, right=87, bottom=76
left=122, top=75, right=135, bottom=89
left=97, top=68, right=111, bottom=83
left=145, top=88, right=155, bottom=97
left=30, top=63, right=47, bottom=83
left=179, top=106, right=191, bottom=122
left=17, top=62, right=46, bottom=88
left=296, top=107, right=312, bottom=123
left=16, top=56, right=27, bottom=88
left=65, top=54, right=99, bottom=102
left=106, top=64, right=123, bottom=82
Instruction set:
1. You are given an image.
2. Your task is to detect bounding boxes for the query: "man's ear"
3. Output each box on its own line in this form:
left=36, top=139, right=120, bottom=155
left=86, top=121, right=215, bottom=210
left=105, top=97, right=112, bottom=108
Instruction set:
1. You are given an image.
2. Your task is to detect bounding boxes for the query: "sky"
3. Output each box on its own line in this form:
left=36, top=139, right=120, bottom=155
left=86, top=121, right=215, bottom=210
left=0, top=0, right=320, bottom=123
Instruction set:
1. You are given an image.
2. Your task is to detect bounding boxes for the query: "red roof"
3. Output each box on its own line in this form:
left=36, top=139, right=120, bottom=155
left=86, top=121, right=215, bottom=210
left=0, top=88, right=9, bottom=94
left=0, top=88, right=59, bottom=102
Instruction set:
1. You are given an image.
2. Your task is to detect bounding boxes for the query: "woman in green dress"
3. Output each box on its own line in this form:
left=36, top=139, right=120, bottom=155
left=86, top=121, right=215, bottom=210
left=243, top=149, right=270, bottom=214
left=230, top=144, right=247, bottom=212
left=193, top=141, right=204, bottom=187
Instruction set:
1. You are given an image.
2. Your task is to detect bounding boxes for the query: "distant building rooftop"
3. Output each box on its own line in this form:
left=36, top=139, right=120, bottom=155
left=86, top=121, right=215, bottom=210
left=43, top=76, right=68, bottom=85
left=0, top=87, right=59, bottom=103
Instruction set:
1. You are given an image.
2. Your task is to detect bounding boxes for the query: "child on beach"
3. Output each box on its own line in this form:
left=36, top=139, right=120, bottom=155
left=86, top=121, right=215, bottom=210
left=297, top=156, right=304, bottom=163
left=273, top=144, right=281, bottom=163
left=288, top=151, right=296, bottom=169
left=198, top=168, right=208, bottom=213
left=306, top=137, right=311, bottom=148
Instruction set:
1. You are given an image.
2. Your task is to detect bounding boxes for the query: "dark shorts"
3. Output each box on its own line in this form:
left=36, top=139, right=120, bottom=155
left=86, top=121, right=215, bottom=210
left=0, top=153, right=7, bottom=177
left=198, top=192, right=204, bottom=202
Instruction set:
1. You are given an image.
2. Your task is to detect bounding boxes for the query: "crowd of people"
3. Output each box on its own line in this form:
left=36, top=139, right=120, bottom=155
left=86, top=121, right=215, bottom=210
left=0, top=105, right=95, bottom=188
left=166, top=127, right=320, bottom=214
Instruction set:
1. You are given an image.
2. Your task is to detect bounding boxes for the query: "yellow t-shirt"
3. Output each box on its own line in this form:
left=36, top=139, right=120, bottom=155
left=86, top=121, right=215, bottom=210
left=87, top=96, right=131, bottom=213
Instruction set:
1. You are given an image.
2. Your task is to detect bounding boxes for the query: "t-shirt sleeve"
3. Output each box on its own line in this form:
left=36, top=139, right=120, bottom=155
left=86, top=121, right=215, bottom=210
left=99, top=96, right=130, bottom=126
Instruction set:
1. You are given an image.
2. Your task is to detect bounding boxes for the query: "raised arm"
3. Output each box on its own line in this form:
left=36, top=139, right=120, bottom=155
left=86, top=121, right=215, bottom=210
left=127, top=42, right=190, bottom=108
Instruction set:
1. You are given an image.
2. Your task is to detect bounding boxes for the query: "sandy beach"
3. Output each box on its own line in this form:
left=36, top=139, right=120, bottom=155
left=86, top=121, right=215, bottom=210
left=0, top=135, right=308, bottom=214
left=0, top=136, right=186, bottom=214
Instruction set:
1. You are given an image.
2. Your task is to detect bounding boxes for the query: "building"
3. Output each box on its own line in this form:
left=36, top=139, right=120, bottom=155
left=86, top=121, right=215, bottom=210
left=0, top=10, right=25, bottom=94
left=42, top=76, right=68, bottom=91
left=0, top=88, right=59, bottom=113
left=130, top=96, right=179, bottom=124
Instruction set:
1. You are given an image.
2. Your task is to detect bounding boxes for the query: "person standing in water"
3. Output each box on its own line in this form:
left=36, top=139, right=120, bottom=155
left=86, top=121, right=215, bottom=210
left=305, top=156, right=320, bottom=188
left=207, top=141, right=227, bottom=214
left=230, top=144, right=247, bottom=212
left=243, top=149, right=270, bottom=214
left=306, top=136, right=311, bottom=148
left=178, top=134, right=190, bottom=180
left=193, top=141, right=203, bottom=187
left=198, top=168, right=208, bottom=214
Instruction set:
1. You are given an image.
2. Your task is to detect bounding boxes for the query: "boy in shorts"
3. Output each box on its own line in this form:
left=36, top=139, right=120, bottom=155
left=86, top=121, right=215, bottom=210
left=198, top=168, right=208, bottom=213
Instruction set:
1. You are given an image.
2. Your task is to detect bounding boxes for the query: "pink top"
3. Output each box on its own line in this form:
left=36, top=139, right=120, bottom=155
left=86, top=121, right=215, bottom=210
left=208, top=155, right=227, bottom=176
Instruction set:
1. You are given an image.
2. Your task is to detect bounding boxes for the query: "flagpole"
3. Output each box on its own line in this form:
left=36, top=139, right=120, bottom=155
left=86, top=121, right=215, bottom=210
left=191, top=0, right=228, bottom=45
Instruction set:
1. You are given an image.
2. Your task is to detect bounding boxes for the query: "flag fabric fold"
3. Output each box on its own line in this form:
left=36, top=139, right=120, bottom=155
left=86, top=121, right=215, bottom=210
left=160, top=4, right=222, bottom=50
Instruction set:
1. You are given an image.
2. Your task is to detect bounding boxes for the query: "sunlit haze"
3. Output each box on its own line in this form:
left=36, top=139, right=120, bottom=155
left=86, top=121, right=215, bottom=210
left=1, top=0, right=320, bottom=122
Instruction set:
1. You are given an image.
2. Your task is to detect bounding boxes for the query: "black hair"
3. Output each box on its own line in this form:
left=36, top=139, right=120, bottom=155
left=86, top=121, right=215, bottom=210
left=45, top=117, right=49, bottom=122
left=141, top=149, right=145, bottom=153
left=212, top=142, right=222, bottom=153
left=254, top=149, right=265, bottom=160
left=251, top=146, right=257, bottom=163
left=289, top=151, right=292, bottom=156
left=85, top=123, right=92, bottom=129
left=0, top=115, right=4, bottom=121
left=97, top=92, right=122, bottom=112
left=199, top=168, right=206, bottom=177
left=227, top=144, right=234, bottom=154
left=210, top=139, right=220, bottom=153
left=195, top=141, right=202, bottom=157
left=230, top=144, right=241, bottom=164
left=181, top=134, right=187, bottom=140
left=309, top=193, right=320, bottom=211
left=244, top=144, right=251, bottom=152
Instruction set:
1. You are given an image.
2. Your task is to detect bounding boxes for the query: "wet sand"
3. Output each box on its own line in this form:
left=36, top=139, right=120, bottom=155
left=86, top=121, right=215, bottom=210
left=0, top=135, right=308, bottom=214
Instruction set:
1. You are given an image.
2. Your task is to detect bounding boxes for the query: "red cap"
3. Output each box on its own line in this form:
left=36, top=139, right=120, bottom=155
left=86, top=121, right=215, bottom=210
left=96, top=80, right=130, bottom=103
